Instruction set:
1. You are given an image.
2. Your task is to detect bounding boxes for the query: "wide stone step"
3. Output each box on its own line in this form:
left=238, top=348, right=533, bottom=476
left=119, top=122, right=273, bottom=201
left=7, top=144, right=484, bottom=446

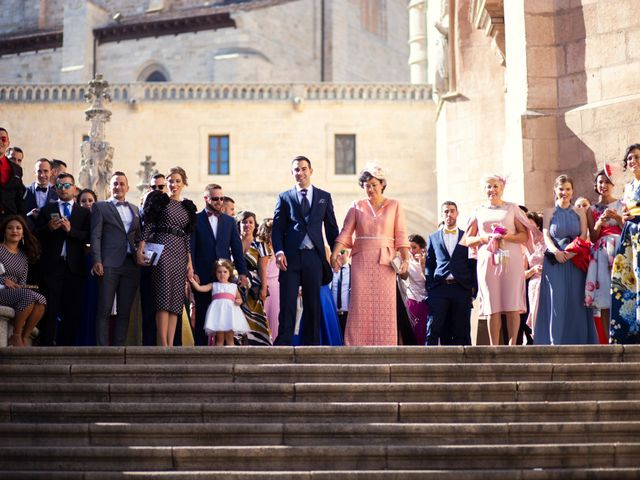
left=0, top=444, right=638, bottom=471
left=2, top=362, right=639, bottom=383
left=5, top=400, right=640, bottom=424
left=1, top=345, right=637, bottom=366
left=3, top=469, right=640, bottom=480
left=1, top=421, right=639, bottom=447
left=3, top=380, right=640, bottom=403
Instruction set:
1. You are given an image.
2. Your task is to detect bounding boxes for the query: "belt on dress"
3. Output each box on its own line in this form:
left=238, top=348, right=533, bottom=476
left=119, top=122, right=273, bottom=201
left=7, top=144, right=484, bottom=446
left=155, top=226, right=187, bottom=237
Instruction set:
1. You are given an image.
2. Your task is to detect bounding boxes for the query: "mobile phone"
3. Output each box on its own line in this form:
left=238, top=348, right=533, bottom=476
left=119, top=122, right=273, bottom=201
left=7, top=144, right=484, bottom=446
left=50, top=213, right=60, bottom=221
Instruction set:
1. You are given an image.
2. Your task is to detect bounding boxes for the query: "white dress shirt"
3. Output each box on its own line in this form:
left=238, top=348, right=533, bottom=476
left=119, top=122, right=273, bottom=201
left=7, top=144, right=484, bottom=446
left=35, top=184, right=49, bottom=209
left=112, top=198, right=134, bottom=253
left=207, top=211, right=219, bottom=239
left=295, top=184, right=314, bottom=250
left=442, top=225, right=459, bottom=280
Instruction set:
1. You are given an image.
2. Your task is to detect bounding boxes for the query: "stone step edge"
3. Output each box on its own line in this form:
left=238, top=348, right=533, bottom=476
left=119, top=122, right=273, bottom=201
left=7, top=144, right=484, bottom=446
left=2, top=469, right=640, bottom=480
left=1, top=345, right=638, bottom=365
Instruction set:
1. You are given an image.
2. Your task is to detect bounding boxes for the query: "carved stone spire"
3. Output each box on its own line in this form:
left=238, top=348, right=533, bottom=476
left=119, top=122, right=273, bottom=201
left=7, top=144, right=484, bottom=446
left=78, top=74, right=115, bottom=200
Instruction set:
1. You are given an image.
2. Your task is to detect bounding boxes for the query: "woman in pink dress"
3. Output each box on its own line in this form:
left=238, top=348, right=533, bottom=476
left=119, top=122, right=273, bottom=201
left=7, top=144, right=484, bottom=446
left=256, top=218, right=280, bottom=342
left=525, top=211, right=545, bottom=335
left=461, top=174, right=532, bottom=345
left=330, top=164, right=410, bottom=346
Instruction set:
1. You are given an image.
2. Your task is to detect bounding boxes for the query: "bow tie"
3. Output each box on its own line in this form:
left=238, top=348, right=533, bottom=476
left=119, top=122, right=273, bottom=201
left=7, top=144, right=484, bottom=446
left=36, top=186, right=47, bottom=193
left=115, top=201, right=128, bottom=207
left=207, top=209, right=220, bottom=218
left=444, top=228, right=458, bottom=234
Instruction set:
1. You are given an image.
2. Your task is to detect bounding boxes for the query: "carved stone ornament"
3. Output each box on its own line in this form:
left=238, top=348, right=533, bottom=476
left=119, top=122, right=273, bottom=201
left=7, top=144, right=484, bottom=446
left=470, top=0, right=506, bottom=66
left=78, top=74, right=114, bottom=200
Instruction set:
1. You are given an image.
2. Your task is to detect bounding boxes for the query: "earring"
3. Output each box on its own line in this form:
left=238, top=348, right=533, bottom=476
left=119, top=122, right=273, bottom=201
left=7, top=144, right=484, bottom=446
left=21, top=238, right=24, bottom=246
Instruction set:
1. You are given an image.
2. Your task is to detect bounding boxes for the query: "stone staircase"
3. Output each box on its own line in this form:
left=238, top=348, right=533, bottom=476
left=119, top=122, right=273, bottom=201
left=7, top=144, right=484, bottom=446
left=1, top=345, right=640, bottom=479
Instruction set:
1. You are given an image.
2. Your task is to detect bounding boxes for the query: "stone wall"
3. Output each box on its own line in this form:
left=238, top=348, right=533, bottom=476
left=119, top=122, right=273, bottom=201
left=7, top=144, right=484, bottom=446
left=1, top=82, right=437, bottom=235
left=0, top=0, right=410, bottom=85
left=436, top=0, right=640, bottom=219
left=435, top=0, right=507, bottom=223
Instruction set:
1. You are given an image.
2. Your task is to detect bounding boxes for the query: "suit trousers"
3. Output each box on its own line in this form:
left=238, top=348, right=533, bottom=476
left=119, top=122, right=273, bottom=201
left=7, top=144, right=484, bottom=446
left=426, top=282, right=472, bottom=346
left=40, top=257, right=85, bottom=346
left=95, top=256, right=140, bottom=346
left=275, top=249, right=322, bottom=346
left=193, top=289, right=211, bottom=346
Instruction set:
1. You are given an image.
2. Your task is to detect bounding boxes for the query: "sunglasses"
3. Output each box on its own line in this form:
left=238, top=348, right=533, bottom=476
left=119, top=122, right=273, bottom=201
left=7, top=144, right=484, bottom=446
left=208, top=196, right=224, bottom=202
left=56, top=183, right=74, bottom=190
left=150, top=184, right=166, bottom=190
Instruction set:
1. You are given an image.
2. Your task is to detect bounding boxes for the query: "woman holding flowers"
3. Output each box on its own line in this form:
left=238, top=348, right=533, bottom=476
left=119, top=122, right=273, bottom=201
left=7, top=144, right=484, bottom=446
left=461, top=174, right=531, bottom=345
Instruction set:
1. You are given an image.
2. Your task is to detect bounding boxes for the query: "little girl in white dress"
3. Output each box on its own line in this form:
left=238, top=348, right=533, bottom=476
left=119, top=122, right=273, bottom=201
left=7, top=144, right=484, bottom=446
left=189, top=259, right=249, bottom=346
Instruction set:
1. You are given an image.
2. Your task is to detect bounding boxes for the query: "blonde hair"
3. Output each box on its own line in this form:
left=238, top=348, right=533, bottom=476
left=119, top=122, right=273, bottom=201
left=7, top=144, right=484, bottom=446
left=482, top=174, right=506, bottom=186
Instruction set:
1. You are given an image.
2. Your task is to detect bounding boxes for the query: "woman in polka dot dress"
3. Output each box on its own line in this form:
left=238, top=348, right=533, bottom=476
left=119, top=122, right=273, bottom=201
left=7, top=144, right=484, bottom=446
left=137, top=167, right=196, bottom=347
left=0, top=215, right=46, bottom=346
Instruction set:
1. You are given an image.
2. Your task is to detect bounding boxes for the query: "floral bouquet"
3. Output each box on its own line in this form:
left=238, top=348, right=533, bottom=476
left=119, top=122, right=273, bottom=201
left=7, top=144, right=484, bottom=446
left=487, top=224, right=509, bottom=273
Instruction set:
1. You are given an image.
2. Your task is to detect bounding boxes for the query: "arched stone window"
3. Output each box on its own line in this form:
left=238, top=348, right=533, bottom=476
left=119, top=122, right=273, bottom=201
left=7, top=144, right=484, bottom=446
left=137, top=63, right=170, bottom=82
left=146, top=70, right=168, bottom=82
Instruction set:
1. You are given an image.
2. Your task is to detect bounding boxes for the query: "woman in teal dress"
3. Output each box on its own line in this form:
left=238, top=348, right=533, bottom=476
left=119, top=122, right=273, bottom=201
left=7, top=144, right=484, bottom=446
left=611, top=143, right=640, bottom=344
left=534, top=174, right=597, bottom=345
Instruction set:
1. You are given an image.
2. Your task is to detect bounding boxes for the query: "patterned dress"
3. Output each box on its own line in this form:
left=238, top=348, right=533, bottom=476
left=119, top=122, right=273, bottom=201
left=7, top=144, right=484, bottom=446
left=611, top=181, right=640, bottom=343
left=240, top=242, right=272, bottom=346
left=585, top=200, right=623, bottom=310
left=142, top=199, right=192, bottom=316
left=336, top=198, right=408, bottom=346
left=0, top=245, right=46, bottom=312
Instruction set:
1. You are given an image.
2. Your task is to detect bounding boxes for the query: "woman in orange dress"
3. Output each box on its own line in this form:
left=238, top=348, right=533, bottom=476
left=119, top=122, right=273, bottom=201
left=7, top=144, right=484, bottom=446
left=330, top=164, right=410, bottom=345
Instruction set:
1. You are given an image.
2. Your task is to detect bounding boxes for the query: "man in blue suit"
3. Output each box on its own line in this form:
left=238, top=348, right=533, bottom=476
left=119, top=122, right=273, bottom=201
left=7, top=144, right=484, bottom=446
left=272, top=156, right=339, bottom=345
left=425, top=201, right=477, bottom=345
left=23, top=158, right=58, bottom=230
left=190, top=183, right=248, bottom=346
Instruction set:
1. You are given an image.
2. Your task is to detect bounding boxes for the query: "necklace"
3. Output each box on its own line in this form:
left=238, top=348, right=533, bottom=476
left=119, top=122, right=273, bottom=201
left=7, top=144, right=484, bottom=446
left=1, top=241, right=18, bottom=253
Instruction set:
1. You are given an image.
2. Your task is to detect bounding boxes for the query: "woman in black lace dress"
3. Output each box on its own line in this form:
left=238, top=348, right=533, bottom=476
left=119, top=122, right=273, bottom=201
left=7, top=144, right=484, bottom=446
left=137, top=167, right=196, bottom=346
left=0, top=215, right=46, bottom=346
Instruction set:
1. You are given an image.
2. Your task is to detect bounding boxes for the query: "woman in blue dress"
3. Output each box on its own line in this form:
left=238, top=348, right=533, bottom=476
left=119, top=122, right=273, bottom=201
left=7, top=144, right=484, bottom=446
left=535, top=174, right=597, bottom=345
left=611, top=143, right=640, bottom=343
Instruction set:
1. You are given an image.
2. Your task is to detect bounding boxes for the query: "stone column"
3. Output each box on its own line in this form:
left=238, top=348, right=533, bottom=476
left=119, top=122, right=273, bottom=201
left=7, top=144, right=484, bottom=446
left=60, top=0, right=108, bottom=83
left=408, top=0, right=428, bottom=84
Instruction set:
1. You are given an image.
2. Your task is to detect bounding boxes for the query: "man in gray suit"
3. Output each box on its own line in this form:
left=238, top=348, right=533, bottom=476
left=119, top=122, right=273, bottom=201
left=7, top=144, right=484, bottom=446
left=91, top=171, right=141, bottom=346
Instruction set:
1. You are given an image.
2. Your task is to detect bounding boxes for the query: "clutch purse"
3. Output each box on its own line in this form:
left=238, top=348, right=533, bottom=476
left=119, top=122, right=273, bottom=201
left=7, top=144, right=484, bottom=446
left=390, top=256, right=403, bottom=274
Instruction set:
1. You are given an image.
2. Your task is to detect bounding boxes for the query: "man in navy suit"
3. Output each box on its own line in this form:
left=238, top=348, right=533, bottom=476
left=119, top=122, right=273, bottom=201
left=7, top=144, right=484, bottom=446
left=425, top=201, right=477, bottom=345
left=190, top=183, right=248, bottom=346
left=36, top=173, right=90, bottom=346
left=23, top=158, right=58, bottom=230
left=272, top=156, right=339, bottom=345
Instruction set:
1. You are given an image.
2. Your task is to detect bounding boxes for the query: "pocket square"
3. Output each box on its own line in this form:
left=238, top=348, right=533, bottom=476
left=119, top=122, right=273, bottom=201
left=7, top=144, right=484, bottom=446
left=318, top=199, right=326, bottom=204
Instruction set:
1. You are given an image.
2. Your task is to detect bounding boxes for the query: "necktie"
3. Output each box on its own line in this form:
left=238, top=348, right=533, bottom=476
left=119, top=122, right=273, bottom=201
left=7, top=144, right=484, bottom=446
left=36, top=186, right=47, bottom=193
left=337, top=268, right=343, bottom=310
left=62, top=202, right=71, bottom=219
left=444, top=228, right=457, bottom=234
left=300, top=189, right=310, bottom=218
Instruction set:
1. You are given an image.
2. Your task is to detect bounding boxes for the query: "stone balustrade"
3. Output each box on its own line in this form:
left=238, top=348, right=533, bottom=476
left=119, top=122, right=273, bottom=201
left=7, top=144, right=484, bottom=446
left=0, top=305, right=15, bottom=347
left=0, top=82, right=432, bottom=103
